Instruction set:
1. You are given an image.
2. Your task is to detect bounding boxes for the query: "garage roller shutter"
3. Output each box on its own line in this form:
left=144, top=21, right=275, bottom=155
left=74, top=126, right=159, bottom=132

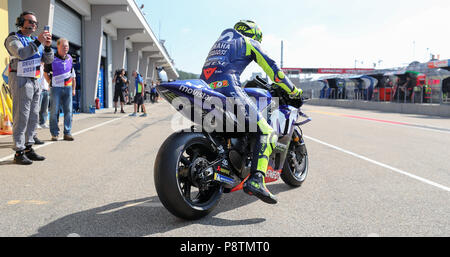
left=52, top=1, right=82, bottom=46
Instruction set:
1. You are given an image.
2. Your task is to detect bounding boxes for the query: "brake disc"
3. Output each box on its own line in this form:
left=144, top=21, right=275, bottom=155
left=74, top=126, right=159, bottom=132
left=190, top=157, right=211, bottom=187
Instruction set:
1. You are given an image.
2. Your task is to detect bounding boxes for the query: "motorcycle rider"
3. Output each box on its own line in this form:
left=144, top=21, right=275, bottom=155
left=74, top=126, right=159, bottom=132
left=200, top=20, right=303, bottom=204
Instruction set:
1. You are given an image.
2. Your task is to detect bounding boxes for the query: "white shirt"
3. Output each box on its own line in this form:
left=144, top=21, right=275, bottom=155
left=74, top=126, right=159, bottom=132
left=38, top=64, right=49, bottom=91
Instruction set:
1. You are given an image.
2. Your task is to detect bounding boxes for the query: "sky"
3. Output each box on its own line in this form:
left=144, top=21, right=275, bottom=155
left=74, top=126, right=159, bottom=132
left=136, top=0, right=450, bottom=80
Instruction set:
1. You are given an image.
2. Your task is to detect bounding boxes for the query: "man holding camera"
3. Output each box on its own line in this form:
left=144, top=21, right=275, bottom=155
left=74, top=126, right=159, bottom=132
left=4, top=11, right=54, bottom=165
left=113, top=68, right=127, bottom=114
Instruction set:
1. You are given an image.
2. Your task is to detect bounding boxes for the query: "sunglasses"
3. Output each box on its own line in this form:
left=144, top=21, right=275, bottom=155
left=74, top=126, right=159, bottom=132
left=24, top=19, right=39, bottom=27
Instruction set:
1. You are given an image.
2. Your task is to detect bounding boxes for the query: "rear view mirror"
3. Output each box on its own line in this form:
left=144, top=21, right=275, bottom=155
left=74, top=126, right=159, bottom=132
left=157, top=67, right=168, bottom=83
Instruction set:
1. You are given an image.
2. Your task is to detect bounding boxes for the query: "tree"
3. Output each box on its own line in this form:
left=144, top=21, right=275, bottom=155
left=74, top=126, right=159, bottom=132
left=176, top=69, right=200, bottom=80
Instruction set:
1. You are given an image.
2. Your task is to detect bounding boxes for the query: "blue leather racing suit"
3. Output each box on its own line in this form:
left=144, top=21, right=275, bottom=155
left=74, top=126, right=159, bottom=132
left=200, top=28, right=302, bottom=175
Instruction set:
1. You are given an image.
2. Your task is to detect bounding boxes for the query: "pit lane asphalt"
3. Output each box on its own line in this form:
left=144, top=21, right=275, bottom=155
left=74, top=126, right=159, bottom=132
left=0, top=101, right=449, bottom=236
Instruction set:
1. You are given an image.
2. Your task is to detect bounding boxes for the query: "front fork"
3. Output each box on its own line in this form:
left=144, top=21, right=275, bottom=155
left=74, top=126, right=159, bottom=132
left=292, top=126, right=307, bottom=158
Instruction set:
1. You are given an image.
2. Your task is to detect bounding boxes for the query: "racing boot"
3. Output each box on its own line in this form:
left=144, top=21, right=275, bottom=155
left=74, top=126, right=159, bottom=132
left=243, top=171, right=277, bottom=204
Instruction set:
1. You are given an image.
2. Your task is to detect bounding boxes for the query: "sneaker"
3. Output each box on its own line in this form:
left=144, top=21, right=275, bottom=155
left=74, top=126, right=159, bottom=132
left=33, top=136, right=45, bottom=145
left=140, top=113, right=147, bottom=117
left=25, top=148, right=45, bottom=161
left=37, top=124, right=42, bottom=129
left=64, top=134, right=74, bottom=141
left=41, top=124, right=49, bottom=129
left=243, top=172, right=278, bottom=204
left=51, top=135, right=58, bottom=141
left=14, top=151, right=33, bottom=165
left=129, top=112, right=137, bottom=117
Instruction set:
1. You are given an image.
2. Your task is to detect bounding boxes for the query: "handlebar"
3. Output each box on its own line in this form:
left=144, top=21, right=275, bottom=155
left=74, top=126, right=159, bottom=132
left=294, top=111, right=312, bottom=126
left=250, top=75, right=272, bottom=90
left=247, top=76, right=311, bottom=126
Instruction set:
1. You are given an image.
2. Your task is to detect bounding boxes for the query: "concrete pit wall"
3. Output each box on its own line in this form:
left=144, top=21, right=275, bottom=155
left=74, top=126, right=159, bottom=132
left=306, top=99, right=450, bottom=117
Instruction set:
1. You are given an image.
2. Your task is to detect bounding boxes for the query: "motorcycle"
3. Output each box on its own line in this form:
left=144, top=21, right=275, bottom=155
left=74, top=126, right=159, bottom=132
left=154, top=75, right=311, bottom=220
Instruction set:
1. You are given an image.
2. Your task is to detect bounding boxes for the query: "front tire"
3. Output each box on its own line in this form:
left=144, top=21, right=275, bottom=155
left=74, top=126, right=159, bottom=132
left=280, top=132, right=309, bottom=187
left=154, top=132, right=222, bottom=220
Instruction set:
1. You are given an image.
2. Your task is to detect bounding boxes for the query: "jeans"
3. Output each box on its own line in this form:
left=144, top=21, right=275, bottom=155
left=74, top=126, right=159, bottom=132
left=50, top=87, right=73, bottom=136
left=39, top=89, right=49, bottom=125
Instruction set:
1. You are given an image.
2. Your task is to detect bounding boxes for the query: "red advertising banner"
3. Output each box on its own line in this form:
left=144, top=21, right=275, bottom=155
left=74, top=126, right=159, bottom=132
left=317, top=68, right=374, bottom=74
left=281, top=67, right=374, bottom=74
left=427, top=60, right=450, bottom=69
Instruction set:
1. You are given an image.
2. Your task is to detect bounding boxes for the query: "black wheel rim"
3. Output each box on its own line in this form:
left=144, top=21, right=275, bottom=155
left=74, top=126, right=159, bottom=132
left=176, top=143, right=221, bottom=207
left=288, top=145, right=307, bottom=179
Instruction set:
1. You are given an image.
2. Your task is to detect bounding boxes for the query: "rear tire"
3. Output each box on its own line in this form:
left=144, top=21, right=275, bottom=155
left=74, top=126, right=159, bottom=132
left=154, top=132, right=222, bottom=220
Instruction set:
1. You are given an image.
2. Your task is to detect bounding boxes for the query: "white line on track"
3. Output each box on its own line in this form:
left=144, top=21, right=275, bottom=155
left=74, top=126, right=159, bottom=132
left=0, top=114, right=128, bottom=162
left=304, top=135, right=450, bottom=192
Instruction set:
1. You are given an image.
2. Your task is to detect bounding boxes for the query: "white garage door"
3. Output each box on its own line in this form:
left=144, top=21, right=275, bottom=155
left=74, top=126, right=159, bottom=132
left=52, top=0, right=82, bottom=46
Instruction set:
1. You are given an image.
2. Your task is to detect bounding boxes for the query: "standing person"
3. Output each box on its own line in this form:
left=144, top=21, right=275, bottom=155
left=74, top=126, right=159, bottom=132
left=113, top=68, right=127, bottom=114
left=32, top=62, right=49, bottom=145
left=150, top=80, right=158, bottom=103
left=129, top=71, right=147, bottom=117
left=44, top=38, right=76, bottom=141
left=404, top=75, right=414, bottom=102
left=4, top=11, right=53, bottom=165
left=141, top=82, right=148, bottom=111
left=124, top=71, right=130, bottom=105
left=37, top=62, right=49, bottom=128
left=397, top=76, right=411, bottom=102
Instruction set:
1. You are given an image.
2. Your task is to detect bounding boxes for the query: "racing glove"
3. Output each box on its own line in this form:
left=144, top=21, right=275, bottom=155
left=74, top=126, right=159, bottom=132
left=289, top=88, right=304, bottom=107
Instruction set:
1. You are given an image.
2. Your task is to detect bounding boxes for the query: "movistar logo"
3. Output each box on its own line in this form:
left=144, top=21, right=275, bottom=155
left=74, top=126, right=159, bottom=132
left=179, top=85, right=212, bottom=101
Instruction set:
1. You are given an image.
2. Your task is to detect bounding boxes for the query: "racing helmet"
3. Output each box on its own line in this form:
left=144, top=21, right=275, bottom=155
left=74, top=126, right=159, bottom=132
left=234, top=20, right=262, bottom=43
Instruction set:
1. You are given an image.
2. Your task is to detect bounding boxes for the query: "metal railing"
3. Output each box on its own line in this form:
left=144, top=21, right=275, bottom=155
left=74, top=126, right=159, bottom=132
left=443, top=93, right=450, bottom=104
left=308, top=86, right=448, bottom=104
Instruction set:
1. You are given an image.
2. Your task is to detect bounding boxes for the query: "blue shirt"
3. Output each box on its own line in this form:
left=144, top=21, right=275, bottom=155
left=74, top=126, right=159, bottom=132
left=135, top=73, right=143, bottom=94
